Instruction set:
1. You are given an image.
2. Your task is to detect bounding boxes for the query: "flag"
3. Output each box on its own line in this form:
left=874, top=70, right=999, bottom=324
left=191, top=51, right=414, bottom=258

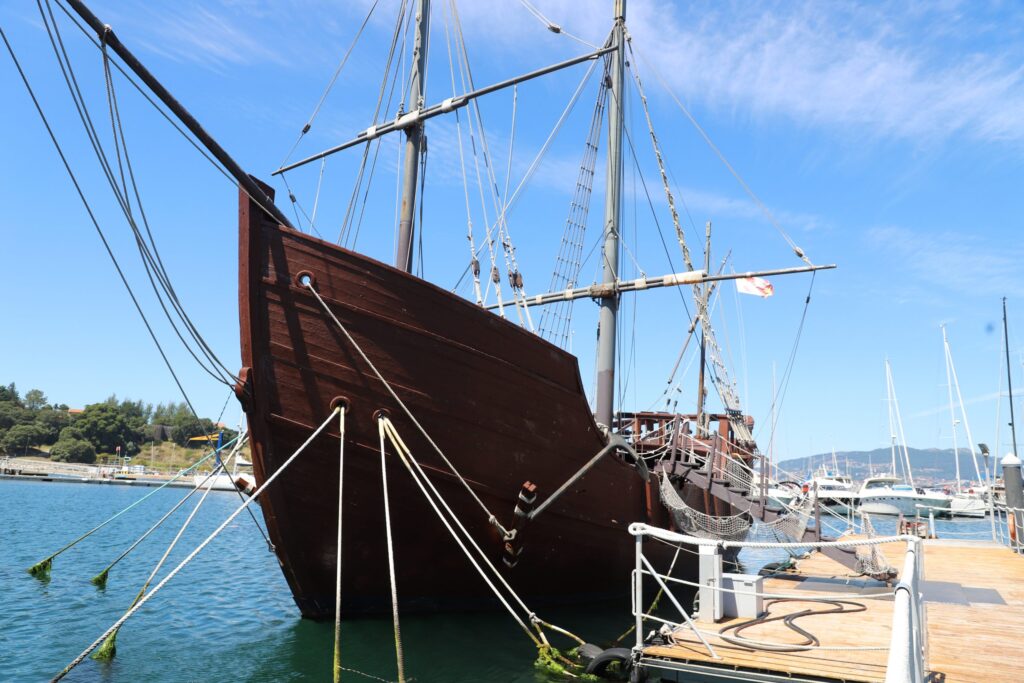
left=736, top=276, right=774, bottom=298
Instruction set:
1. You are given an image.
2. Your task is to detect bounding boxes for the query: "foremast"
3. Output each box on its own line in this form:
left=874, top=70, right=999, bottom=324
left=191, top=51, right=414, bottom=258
left=396, top=0, right=431, bottom=272
left=595, top=0, right=626, bottom=429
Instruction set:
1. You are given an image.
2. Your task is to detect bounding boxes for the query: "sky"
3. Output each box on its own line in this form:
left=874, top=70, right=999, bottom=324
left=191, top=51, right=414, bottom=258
left=1, top=0, right=1023, bottom=464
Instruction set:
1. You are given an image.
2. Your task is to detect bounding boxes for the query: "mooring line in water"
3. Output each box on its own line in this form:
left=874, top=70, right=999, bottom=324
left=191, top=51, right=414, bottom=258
left=333, top=407, right=346, bottom=683
left=378, top=421, right=406, bottom=683
left=379, top=417, right=598, bottom=657
left=51, top=409, right=339, bottom=682
left=25, top=435, right=239, bottom=579
left=91, top=435, right=250, bottom=589
left=93, top=461, right=227, bottom=661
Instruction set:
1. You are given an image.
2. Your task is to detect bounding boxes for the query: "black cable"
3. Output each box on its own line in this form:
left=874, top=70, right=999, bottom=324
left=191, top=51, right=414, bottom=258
left=718, top=598, right=867, bottom=652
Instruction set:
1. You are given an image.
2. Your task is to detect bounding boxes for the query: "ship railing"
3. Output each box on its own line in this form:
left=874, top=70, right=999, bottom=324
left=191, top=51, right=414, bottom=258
left=627, top=523, right=927, bottom=683
left=992, top=505, right=1024, bottom=554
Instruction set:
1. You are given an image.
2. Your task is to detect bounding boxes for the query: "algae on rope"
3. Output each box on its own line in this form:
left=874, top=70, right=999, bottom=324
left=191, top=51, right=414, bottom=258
left=92, top=630, right=117, bottom=661
left=90, top=567, right=110, bottom=589
left=27, top=557, right=52, bottom=580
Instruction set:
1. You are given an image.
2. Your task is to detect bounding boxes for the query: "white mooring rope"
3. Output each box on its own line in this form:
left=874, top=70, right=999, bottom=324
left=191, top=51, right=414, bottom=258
left=52, top=408, right=339, bottom=682
left=333, top=407, right=346, bottom=683
left=378, top=420, right=406, bottom=683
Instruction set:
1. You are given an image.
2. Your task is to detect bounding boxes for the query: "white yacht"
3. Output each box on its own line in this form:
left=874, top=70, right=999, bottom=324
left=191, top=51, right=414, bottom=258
left=806, top=468, right=858, bottom=512
left=857, top=476, right=952, bottom=517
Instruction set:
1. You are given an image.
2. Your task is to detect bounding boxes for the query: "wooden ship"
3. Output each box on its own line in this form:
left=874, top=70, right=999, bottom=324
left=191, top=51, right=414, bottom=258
left=59, top=0, right=831, bottom=619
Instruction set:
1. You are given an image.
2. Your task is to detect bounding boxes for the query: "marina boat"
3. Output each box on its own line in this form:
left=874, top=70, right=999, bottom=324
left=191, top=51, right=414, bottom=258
left=857, top=475, right=952, bottom=517
left=192, top=454, right=256, bottom=494
left=39, top=0, right=831, bottom=620
left=858, top=360, right=952, bottom=517
left=806, top=466, right=858, bottom=512
left=939, top=325, right=989, bottom=517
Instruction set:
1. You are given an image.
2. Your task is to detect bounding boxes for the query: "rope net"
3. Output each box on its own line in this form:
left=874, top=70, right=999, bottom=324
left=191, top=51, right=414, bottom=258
left=854, top=513, right=895, bottom=577
left=658, top=473, right=750, bottom=542
left=658, top=474, right=816, bottom=545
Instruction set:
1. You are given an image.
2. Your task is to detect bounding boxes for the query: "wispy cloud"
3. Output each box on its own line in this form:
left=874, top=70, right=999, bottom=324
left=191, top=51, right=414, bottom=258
left=867, top=225, right=1024, bottom=298
left=906, top=391, right=1002, bottom=420
left=623, top=1, right=1024, bottom=146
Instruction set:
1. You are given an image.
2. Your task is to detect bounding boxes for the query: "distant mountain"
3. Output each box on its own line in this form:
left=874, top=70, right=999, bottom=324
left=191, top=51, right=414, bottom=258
left=776, top=447, right=997, bottom=485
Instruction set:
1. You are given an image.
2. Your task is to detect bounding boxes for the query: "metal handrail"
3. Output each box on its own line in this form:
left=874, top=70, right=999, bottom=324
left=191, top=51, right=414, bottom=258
left=630, top=524, right=927, bottom=682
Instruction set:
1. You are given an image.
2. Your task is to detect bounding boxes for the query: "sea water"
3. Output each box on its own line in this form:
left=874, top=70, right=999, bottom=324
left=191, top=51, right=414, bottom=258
left=0, top=480, right=1000, bottom=682
left=0, top=480, right=627, bottom=682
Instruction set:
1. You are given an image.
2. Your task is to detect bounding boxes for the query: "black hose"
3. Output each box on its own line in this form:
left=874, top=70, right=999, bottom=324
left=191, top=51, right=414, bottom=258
left=717, top=598, right=867, bottom=652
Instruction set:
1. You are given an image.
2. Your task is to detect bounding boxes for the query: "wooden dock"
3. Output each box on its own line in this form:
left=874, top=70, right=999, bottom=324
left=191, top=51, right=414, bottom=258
left=640, top=537, right=1024, bottom=682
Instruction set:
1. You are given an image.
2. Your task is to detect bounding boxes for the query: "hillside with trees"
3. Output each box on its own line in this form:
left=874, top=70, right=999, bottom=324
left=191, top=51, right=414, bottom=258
left=0, top=382, right=235, bottom=465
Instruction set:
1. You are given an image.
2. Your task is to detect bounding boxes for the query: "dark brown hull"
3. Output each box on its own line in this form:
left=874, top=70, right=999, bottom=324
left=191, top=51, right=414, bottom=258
left=237, top=189, right=722, bottom=618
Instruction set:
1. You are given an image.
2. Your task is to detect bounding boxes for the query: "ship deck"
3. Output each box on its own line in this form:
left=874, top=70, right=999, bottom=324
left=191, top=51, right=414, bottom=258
left=640, top=537, right=1024, bottom=682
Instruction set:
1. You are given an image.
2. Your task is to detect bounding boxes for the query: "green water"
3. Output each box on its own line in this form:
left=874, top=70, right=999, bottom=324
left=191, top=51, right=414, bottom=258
left=0, top=480, right=632, bottom=682
left=0, top=480, right=1000, bottom=681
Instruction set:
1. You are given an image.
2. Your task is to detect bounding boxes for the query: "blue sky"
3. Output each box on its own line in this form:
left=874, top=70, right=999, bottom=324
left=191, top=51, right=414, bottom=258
left=2, top=0, right=1023, bottom=465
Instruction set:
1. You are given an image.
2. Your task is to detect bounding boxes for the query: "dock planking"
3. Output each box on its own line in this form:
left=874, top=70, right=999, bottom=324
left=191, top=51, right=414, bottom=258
left=641, top=537, right=1023, bottom=682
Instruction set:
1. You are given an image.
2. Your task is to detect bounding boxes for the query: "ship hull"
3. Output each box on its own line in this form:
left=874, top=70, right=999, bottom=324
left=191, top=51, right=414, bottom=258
left=238, top=189, right=718, bottom=618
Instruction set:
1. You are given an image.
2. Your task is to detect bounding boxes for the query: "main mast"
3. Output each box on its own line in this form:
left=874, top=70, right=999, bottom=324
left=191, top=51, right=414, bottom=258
left=396, top=0, right=431, bottom=272
left=595, top=0, right=626, bottom=428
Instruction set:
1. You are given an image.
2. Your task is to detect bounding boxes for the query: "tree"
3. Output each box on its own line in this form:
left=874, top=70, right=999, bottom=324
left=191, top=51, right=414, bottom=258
left=152, top=401, right=191, bottom=425
left=0, top=402, right=32, bottom=431
left=0, top=383, right=21, bottom=405
left=1, top=423, right=47, bottom=455
left=75, top=403, right=144, bottom=455
left=50, top=437, right=96, bottom=464
left=170, top=413, right=216, bottom=447
left=24, top=389, right=47, bottom=411
left=35, top=407, right=70, bottom=445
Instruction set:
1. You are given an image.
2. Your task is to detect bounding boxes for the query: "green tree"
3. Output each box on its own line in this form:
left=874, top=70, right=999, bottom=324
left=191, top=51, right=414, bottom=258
left=152, top=401, right=191, bottom=425
left=0, top=402, right=33, bottom=431
left=50, top=437, right=97, bottom=464
left=170, top=414, right=216, bottom=447
left=1, top=423, right=47, bottom=455
left=24, top=389, right=47, bottom=411
left=0, top=383, right=21, bottom=405
left=59, top=425, right=86, bottom=441
left=75, top=403, right=144, bottom=455
left=34, top=407, right=70, bottom=445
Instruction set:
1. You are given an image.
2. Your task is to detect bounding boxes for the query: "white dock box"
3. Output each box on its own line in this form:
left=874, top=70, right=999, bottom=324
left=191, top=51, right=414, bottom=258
left=721, top=573, right=764, bottom=618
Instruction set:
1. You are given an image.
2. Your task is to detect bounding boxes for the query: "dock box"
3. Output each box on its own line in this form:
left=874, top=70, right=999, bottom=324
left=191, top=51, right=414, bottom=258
left=721, top=573, right=764, bottom=618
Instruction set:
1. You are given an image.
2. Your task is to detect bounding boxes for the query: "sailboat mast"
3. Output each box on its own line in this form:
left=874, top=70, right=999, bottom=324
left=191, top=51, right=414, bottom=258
left=594, top=0, right=626, bottom=428
left=396, top=0, right=431, bottom=272
left=943, top=325, right=962, bottom=493
left=1004, top=298, right=1019, bottom=456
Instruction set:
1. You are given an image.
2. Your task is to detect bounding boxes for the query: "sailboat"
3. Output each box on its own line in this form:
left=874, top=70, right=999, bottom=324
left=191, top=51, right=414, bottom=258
left=31, top=0, right=832, bottom=619
left=857, top=360, right=951, bottom=517
left=941, top=326, right=987, bottom=518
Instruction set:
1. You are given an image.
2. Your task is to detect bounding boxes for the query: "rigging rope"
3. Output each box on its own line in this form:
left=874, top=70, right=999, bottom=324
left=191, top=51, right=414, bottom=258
left=303, top=280, right=512, bottom=538
left=281, top=0, right=382, bottom=166
left=515, top=0, right=599, bottom=48
left=626, top=31, right=812, bottom=266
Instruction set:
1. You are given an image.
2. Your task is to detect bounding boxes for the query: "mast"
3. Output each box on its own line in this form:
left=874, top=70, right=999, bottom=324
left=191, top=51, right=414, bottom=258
left=943, top=325, right=962, bottom=493
left=395, top=0, right=431, bottom=272
left=695, top=221, right=711, bottom=434
left=594, top=0, right=626, bottom=429
left=886, top=360, right=898, bottom=477
left=1004, top=298, right=1019, bottom=457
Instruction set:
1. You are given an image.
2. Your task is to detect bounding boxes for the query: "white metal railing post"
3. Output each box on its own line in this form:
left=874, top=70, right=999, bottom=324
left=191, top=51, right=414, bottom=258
left=634, top=533, right=643, bottom=654
left=928, top=509, right=935, bottom=539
